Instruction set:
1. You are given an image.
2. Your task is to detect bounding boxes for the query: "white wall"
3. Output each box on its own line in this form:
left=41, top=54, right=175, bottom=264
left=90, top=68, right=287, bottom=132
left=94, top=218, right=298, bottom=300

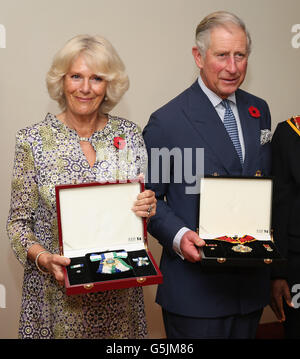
left=1, top=0, right=300, bottom=338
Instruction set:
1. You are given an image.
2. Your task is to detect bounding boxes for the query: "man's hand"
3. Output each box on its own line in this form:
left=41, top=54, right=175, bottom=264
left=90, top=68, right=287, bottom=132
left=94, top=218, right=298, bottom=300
left=180, top=230, right=205, bottom=263
left=270, top=279, right=294, bottom=322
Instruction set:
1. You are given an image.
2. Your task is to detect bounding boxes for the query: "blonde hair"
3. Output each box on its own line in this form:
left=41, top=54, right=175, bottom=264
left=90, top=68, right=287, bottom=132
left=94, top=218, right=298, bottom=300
left=195, top=11, right=252, bottom=57
left=46, top=34, right=129, bottom=114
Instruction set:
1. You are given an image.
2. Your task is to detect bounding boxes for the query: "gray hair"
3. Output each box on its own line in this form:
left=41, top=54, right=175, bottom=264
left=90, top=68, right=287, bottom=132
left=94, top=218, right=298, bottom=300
left=195, top=11, right=252, bottom=57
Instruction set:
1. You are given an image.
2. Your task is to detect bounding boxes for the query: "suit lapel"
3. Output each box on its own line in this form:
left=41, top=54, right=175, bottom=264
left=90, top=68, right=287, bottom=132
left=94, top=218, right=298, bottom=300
left=184, top=81, right=242, bottom=174
left=236, top=90, right=260, bottom=176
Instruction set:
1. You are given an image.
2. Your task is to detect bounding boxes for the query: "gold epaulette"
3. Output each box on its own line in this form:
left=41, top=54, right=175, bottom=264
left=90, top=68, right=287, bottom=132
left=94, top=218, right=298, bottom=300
left=287, top=116, right=300, bottom=136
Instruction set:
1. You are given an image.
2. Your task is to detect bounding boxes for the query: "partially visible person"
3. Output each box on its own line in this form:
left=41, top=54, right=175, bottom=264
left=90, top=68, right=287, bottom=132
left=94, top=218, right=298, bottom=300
left=7, top=34, right=156, bottom=339
left=271, top=116, right=300, bottom=339
left=143, top=11, right=272, bottom=339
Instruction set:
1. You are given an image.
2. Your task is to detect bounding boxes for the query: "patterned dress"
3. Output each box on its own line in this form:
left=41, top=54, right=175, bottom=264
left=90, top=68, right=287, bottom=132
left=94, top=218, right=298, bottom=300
left=7, top=113, right=148, bottom=339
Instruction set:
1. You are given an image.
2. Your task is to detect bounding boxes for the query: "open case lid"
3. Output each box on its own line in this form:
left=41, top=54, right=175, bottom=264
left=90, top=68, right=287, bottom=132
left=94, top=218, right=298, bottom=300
left=56, top=180, right=146, bottom=258
left=199, top=177, right=273, bottom=240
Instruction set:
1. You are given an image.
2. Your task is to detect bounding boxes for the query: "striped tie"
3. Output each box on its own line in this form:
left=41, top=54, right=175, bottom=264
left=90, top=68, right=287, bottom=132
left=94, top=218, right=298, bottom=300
left=221, top=99, right=243, bottom=165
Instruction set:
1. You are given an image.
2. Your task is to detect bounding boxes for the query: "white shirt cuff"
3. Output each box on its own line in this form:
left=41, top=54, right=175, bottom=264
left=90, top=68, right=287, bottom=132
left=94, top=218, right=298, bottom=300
left=173, top=227, right=190, bottom=260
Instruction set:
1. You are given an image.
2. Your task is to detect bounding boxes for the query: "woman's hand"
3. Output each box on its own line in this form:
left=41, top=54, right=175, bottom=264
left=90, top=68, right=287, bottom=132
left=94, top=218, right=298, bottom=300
left=38, top=252, right=71, bottom=286
left=132, top=189, right=157, bottom=218
left=28, top=244, right=70, bottom=286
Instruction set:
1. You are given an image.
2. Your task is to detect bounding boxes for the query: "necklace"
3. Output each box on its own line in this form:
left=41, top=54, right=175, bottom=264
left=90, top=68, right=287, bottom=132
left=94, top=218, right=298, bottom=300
left=60, top=112, right=107, bottom=140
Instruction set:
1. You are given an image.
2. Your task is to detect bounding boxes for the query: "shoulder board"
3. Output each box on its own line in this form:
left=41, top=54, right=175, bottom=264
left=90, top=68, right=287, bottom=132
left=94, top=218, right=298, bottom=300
left=287, top=116, right=300, bottom=136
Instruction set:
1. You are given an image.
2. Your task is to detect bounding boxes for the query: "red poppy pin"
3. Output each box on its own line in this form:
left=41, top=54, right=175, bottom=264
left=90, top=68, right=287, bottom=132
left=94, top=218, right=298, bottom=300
left=248, top=106, right=261, bottom=118
left=113, top=135, right=126, bottom=150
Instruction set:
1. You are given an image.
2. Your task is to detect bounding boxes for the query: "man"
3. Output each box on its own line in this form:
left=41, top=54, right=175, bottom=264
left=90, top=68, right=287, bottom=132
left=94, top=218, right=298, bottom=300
left=143, top=11, right=272, bottom=339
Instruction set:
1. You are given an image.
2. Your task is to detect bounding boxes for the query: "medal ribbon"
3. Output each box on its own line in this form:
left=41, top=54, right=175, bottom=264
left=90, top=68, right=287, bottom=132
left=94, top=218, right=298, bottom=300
left=214, top=235, right=256, bottom=244
left=90, top=251, right=133, bottom=274
left=287, top=117, right=300, bottom=136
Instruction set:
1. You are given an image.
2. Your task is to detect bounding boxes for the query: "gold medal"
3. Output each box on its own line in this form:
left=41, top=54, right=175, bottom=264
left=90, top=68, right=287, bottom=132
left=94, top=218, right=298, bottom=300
left=232, top=244, right=252, bottom=253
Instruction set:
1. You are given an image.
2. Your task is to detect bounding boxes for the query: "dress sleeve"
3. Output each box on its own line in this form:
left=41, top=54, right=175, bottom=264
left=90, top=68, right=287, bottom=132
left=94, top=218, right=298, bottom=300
left=125, top=123, right=148, bottom=179
left=6, top=130, right=39, bottom=266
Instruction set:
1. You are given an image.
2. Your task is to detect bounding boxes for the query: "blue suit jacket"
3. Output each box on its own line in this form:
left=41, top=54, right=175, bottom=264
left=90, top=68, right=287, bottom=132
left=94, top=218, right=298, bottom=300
left=143, top=80, right=272, bottom=317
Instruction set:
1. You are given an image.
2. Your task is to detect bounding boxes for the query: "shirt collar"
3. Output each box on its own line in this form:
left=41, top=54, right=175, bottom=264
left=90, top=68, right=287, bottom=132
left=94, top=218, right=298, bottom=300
left=197, top=75, right=236, bottom=107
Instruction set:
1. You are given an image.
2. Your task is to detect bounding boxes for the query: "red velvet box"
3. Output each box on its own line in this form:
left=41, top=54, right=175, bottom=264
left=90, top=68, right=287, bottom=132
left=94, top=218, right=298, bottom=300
left=55, top=180, right=163, bottom=295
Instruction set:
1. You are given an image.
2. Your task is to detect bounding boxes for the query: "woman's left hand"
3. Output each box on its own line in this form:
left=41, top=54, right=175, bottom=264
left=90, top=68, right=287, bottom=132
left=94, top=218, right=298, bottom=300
left=132, top=189, right=157, bottom=218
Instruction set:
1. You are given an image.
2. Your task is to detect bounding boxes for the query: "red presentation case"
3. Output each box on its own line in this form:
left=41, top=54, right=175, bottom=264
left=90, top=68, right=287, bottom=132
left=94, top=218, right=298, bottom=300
left=55, top=180, right=163, bottom=295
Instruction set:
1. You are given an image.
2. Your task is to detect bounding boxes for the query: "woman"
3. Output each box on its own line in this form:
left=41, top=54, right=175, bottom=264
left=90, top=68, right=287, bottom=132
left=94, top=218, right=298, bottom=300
left=7, top=34, right=156, bottom=339
left=271, top=116, right=300, bottom=339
